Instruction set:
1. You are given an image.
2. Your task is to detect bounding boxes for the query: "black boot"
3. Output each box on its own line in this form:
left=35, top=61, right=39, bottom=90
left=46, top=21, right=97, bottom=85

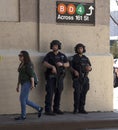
left=79, top=109, right=88, bottom=114
left=73, top=109, right=78, bottom=114
left=38, top=107, right=43, bottom=118
left=53, top=109, right=64, bottom=115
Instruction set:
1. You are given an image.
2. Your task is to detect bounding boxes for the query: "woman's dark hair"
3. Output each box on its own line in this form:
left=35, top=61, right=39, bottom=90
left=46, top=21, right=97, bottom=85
left=20, top=50, right=32, bottom=64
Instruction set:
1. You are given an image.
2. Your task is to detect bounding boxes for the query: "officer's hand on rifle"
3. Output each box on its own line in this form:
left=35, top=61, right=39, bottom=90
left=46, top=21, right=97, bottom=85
left=74, top=70, right=79, bottom=77
left=52, top=66, right=57, bottom=74
left=56, top=62, right=63, bottom=67
left=85, top=65, right=92, bottom=72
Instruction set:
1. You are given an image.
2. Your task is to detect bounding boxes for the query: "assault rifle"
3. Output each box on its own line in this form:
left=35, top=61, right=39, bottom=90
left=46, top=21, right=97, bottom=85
left=56, top=66, right=65, bottom=91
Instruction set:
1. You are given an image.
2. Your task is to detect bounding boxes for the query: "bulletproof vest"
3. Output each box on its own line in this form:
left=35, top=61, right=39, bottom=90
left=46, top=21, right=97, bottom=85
left=46, top=53, right=65, bottom=75
left=74, top=55, right=89, bottom=73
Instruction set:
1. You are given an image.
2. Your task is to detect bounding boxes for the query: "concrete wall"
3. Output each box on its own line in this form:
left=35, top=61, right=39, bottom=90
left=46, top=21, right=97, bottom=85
left=0, top=0, right=19, bottom=21
left=0, top=0, right=113, bottom=114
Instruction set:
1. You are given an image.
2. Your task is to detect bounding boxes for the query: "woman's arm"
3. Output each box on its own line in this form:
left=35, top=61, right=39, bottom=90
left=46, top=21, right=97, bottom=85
left=16, top=76, right=20, bottom=92
left=30, top=77, right=35, bottom=89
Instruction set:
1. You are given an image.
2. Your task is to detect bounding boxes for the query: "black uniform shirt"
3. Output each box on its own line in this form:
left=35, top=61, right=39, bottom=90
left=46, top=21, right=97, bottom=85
left=71, top=54, right=91, bottom=73
left=43, top=51, right=68, bottom=74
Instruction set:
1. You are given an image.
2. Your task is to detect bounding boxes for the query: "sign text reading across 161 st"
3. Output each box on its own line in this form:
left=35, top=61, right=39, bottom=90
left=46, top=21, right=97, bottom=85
left=56, top=1, right=95, bottom=25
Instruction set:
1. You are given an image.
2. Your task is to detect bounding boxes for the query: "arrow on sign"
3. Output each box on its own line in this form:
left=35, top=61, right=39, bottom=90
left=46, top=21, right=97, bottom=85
left=86, top=6, right=94, bottom=16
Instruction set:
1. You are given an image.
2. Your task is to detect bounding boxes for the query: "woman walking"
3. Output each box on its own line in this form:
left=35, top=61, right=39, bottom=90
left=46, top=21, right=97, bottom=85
left=15, top=50, right=43, bottom=120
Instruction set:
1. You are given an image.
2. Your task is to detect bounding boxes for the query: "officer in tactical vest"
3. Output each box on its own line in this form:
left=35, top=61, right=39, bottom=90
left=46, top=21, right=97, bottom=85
left=70, top=43, right=92, bottom=114
left=43, top=40, right=69, bottom=115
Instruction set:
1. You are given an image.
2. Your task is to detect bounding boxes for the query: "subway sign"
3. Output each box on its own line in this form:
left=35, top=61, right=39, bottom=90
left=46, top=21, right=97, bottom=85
left=56, top=1, right=95, bottom=25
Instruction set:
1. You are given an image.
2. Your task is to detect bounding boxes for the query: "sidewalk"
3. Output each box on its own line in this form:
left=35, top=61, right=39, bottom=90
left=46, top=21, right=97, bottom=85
left=0, top=112, right=118, bottom=130
left=0, top=88, right=117, bottom=130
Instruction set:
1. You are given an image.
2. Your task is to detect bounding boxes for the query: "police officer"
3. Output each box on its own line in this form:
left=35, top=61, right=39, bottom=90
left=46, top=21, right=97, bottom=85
left=43, top=40, right=69, bottom=115
left=70, top=43, right=92, bottom=114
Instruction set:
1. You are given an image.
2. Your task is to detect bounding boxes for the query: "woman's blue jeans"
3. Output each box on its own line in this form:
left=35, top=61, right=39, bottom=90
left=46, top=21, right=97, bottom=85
left=20, top=82, right=40, bottom=118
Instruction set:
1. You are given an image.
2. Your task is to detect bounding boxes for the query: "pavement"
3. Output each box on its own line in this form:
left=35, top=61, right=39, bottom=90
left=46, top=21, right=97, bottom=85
left=1, top=111, right=118, bottom=130
left=0, top=88, right=118, bottom=130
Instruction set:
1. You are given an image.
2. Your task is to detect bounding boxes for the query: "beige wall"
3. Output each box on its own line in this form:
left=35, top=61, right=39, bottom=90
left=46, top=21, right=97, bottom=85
left=0, top=0, right=38, bottom=50
left=0, top=0, right=19, bottom=21
left=0, top=22, right=38, bottom=50
left=0, top=0, right=113, bottom=114
left=40, top=24, right=109, bottom=54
